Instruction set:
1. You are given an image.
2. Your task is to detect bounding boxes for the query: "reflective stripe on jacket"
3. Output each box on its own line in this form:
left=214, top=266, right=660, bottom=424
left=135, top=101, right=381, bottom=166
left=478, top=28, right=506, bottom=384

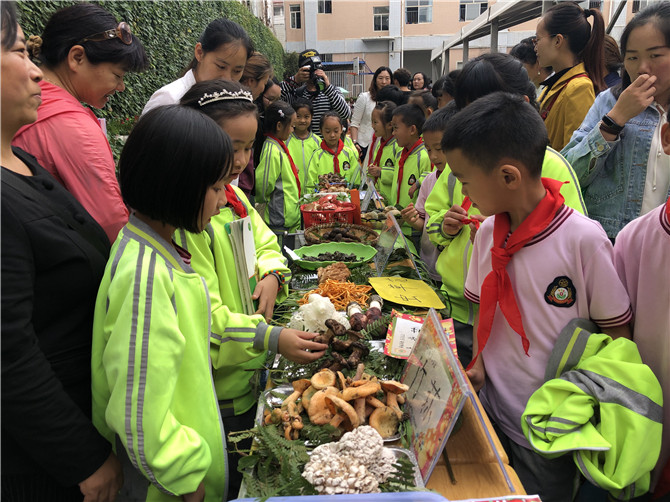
left=255, top=137, right=300, bottom=232
left=92, top=215, right=227, bottom=501
left=522, top=319, right=663, bottom=500
left=174, top=186, right=287, bottom=416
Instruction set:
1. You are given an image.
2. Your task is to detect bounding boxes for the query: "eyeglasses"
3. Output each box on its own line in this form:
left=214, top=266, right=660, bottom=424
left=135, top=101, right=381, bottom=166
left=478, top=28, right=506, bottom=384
left=77, top=22, right=132, bottom=46
left=532, top=34, right=557, bottom=47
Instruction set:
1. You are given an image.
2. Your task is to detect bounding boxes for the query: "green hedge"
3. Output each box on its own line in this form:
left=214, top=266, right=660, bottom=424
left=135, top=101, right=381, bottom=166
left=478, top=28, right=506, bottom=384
left=17, top=0, right=285, bottom=127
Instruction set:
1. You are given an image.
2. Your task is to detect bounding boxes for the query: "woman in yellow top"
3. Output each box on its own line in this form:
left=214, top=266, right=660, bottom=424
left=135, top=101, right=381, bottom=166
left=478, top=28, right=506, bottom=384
left=535, top=2, right=606, bottom=150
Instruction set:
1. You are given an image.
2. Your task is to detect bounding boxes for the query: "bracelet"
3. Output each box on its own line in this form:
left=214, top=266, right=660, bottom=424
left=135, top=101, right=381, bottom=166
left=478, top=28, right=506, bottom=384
left=261, top=270, right=286, bottom=291
left=599, top=121, right=622, bottom=137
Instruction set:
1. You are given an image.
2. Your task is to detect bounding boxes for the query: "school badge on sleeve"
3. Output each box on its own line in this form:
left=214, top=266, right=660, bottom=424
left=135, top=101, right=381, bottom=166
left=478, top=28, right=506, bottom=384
left=408, top=174, right=417, bottom=185
left=544, top=276, right=576, bottom=308
left=343, top=161, right=350, bottom=171
left=385, top=158, right=394, bottom=167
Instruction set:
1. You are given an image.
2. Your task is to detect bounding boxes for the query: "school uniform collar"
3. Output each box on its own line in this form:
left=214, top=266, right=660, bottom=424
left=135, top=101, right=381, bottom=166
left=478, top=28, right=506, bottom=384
left=125, top=214, right=196, bottom=273
left=540, top=67, right=572, bottom=93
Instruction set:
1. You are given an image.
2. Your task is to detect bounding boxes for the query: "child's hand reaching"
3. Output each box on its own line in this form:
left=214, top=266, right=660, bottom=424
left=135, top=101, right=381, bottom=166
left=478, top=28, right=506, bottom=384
left=183, top=482, right=205, bottom=502
left=408, top=182, right=420, bottom=198
left=367, top=164, right=381, bottom=178
left=442, top=204, right=468, bottom=236
left=278, top=329, right=328, bottom=364
left=253, top=275, right=281, bottom=322
left=400, top=203, right=424, bottom=231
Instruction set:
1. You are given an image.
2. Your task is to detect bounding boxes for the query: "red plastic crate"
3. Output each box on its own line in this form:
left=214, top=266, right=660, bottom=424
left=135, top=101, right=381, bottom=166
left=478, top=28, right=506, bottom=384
left=301, top=204, right=355, bottom=229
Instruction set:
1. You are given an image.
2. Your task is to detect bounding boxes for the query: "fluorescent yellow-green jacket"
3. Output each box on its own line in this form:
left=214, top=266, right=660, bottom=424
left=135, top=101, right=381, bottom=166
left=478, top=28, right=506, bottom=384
left=91, top=216, right=227, bottom=501
left=391, top=141, right=432, bottom=208
left=306, top=146, right=362, bottom=188
left=424, top=147, right=587, bottom=325
left=522, top=319, right=663, bottom=500
left=174, top=186, right=288, bottom=417
left=286, top=131, right=321, bottom=191
left=369, top=136, right=400, bottom=204
left=255, top=137, right=301, bottom=232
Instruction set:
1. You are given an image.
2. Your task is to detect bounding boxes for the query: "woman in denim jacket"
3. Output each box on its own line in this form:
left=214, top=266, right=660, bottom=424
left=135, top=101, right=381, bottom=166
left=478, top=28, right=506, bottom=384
left=562, top=2, right=670, bottom=239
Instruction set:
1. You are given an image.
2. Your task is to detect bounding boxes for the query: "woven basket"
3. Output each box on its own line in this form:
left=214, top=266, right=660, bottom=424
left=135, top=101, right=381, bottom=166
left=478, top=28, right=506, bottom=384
left=304, top=223, right=379, bottom=246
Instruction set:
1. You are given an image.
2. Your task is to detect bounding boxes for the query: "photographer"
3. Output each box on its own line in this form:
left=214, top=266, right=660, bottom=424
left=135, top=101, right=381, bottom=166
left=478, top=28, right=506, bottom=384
left=280, top=49, right=350, bottom=136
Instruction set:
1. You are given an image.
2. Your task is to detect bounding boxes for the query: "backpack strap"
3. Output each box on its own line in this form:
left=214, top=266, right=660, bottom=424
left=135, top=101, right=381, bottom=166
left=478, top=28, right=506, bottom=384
left=540, top=73, right=589, bottom=120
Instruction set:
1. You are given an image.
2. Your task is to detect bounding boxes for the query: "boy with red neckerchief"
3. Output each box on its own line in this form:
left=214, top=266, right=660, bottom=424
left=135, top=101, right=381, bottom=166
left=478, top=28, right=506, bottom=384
left=446, top=93, right=632, bottom=501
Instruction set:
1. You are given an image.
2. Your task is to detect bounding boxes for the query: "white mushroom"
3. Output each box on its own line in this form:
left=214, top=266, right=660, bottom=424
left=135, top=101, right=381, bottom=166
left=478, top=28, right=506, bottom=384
left=302, top=426, right=397, bottom=494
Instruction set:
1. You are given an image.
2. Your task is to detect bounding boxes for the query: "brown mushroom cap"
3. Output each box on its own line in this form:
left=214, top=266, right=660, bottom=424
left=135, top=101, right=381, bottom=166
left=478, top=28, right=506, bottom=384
left=308, top=388, right=337, bottom=425
left=292, top=378, right=313, bottom=393
left=341, top=381, right=381, bottom=401
left=311, top=368, right=337, bottom=389
left=301, top=385, right=317, bottom=410
left=380, top=380, right=409, bottom=394
left=369, top=406, right=400, bottom=438
left=324, top=394, right=360, bottom=428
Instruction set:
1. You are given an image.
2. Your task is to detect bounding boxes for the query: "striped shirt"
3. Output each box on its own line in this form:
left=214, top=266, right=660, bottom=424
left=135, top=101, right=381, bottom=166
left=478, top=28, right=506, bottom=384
left=280, top=78, right=351, bottom=137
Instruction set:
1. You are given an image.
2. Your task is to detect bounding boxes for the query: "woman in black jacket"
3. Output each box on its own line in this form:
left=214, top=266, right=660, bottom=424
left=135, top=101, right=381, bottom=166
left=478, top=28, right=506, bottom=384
left=1, top=4, right=122, bottom=501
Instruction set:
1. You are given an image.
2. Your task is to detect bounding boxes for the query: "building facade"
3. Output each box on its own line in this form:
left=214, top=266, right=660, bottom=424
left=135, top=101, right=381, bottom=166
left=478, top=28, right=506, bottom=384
left=271, top=0, right=639, bottom=96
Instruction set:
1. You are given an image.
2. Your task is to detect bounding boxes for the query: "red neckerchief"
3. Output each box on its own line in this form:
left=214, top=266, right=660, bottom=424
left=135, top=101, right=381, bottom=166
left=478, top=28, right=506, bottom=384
left=373, top=135, right=392, bottom=168
left=224, top=185, right=248, bottom=218
left=265, top=134, right=301, bottom=194
left=397, top=138, right=423, bottom=202
left=460, top=197, right=480, bottom=229
left=666, top=196, right=670, bottom=218
left=320, top=139, right=344, bottom=174
left=467, top=178, right=566, bottom=370
left=368, top=134, right=378, bottom=166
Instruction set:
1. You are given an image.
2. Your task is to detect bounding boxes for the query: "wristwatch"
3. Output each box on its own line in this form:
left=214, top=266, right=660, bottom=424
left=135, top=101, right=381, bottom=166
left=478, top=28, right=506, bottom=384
left=600, top=114, right=624, bottom=136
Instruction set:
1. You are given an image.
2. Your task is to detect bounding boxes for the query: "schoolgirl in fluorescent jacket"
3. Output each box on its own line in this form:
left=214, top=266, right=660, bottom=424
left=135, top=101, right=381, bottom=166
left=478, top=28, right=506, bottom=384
left=367, top=100, right=400, bottom=203
left=176, top=82, right=327, bottom=498
left=286, top=99, right=321, bottom=190
left=91, top=106, right=232, bottom=501
left=255, top=101, right=301, bottom=232
left=306, top=112, right=362, bottom=188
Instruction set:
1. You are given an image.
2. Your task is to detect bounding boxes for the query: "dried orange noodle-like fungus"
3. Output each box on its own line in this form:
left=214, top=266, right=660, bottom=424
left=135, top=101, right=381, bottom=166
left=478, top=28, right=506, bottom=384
left=299, top=280, right=372, bottom=311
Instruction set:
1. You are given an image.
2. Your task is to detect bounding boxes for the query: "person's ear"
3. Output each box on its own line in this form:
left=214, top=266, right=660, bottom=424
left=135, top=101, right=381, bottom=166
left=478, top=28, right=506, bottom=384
left=409, top=124, right=418, bottom=136
left=662, top=122, right=670, bottom=155
left=553, top=33, right=565, bottom=50
left=67, top=45, right=87, bottom=72
left=498, top=163, right=521, bottom=189
left=194, top=42, right=204, bottom=63
left=523, top=95, right=530, bottom=103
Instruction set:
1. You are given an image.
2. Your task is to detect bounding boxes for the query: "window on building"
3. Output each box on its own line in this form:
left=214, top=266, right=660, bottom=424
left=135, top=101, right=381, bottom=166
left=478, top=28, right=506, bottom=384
left=588, top=0, right=602, bottom=9
left=406, top=0, right=433, bottom=24
left=289, top=4, right=301, bottom=29
left=632, top=0, right=649, bottom=13
left=374, top=6, right=390, bottom=31
left=318, top=0, right=332, bottom=14
left=459, top=0, right=487, bottom=22
left=273, top=5, right=284, bottom=17
left=320, top=53, right=333, bottom=62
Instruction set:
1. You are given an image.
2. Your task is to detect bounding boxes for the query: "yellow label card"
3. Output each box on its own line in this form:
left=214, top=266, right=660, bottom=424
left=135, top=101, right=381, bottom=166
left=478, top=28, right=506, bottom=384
left=368, top=277, right=445, bottom=309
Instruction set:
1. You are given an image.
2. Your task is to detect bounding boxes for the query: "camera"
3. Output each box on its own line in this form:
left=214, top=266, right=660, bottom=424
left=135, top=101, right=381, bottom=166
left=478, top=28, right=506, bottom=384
left=304, top=55, right=327, bottom=92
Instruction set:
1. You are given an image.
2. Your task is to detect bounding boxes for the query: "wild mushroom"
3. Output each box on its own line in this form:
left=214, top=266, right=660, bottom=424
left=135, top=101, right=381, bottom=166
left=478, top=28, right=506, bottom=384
left=369, top=406, right=400, bottom=439
left=311, top=368, right=336, bottom=389
left=328, top=352, right=349, bottom=372
left=324, top=395, right=360, bottom=428
left=308, top=386, right=338, bottom=424
left=341, top=380, right=381, bottom=402
left=381, top=380, right=409, bottom=420
left=347, top=301, right=367, bottom=331
left=283, top=379, right=312, bottom=409
left=301, top=385, right=317, bottom=410
left=346, top=341, right=370, bottom=368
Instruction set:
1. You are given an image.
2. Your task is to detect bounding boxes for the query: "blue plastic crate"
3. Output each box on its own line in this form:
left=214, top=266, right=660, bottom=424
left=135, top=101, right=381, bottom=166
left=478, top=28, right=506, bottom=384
left=232, top=492, right=449, bottom=502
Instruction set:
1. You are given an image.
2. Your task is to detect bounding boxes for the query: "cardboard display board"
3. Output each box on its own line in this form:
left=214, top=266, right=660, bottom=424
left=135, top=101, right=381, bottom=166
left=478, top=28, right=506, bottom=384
left=401, top=310, right=514, bottom=492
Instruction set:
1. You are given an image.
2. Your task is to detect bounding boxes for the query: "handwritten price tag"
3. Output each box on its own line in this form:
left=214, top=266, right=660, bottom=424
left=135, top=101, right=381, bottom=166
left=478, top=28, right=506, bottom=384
left=368, top=276, right=445, bottom=309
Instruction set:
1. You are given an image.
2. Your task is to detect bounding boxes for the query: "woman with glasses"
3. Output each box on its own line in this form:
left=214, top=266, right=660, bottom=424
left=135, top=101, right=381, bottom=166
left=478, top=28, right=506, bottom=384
left=2, top=3, right=122, bottom=500
left=534, top=2, right=605, bottom=150
left=12, top=3, right=148, bottom=243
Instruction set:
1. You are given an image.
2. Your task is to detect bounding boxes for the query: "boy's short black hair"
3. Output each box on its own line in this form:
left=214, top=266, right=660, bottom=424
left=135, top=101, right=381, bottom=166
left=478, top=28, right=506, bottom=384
left=409, top=90, right=438, bottom=113
left=441, top=92, right=547, bottom=178
left=119, top=105, right=233, bottom=233
left=392, top=104, right=426, bottom=135
left=376, top=85, right=408, bottom=106
left=393, top=68, right=412, bottom=87
left=423, top=101, right=458, bottom=134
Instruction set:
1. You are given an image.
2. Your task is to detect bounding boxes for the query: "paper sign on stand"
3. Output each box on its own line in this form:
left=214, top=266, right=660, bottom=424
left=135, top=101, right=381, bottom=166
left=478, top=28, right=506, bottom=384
left=368, top=276, right=445, bottom=309
left=401, top=309, right=514, bottom=492
left=384, top=310, right=456, bottom=360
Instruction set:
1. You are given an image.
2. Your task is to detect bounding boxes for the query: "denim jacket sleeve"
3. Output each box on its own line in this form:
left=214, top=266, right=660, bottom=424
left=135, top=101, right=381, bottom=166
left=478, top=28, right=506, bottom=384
left=561, top=89, right=619, bottom=188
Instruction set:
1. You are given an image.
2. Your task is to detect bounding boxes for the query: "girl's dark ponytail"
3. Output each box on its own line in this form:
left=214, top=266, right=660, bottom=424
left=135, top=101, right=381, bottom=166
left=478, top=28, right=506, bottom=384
left=582, top=8, right=606, bottom=93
